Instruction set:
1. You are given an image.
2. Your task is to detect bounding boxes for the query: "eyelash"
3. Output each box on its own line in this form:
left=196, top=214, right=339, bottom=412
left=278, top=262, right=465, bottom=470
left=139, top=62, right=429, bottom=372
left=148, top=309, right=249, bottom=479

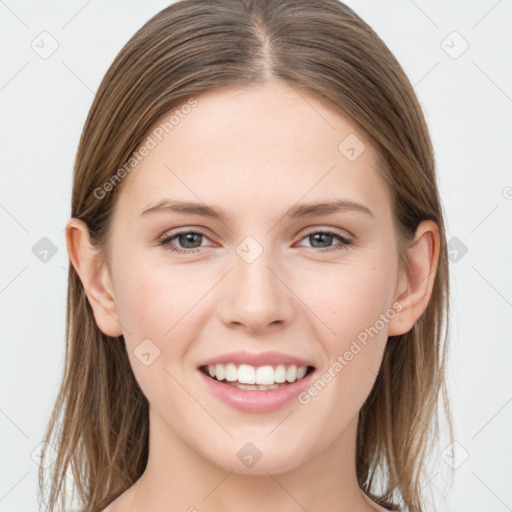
left=158, top=228, right=353, bottom=254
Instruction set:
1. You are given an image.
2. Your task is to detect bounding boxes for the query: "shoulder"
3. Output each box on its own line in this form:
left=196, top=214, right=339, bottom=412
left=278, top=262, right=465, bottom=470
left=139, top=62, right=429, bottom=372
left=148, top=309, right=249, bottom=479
left=83, top=489, right=125, bottom=512
left=361, top=492, right=397, bottom=512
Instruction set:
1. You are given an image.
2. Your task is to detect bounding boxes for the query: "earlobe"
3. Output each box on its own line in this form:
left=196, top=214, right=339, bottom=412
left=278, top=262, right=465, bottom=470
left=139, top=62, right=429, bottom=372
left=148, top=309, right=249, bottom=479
left=65, top=217, right=124, bottom=338
left=387, top=220, right=440, bottom=337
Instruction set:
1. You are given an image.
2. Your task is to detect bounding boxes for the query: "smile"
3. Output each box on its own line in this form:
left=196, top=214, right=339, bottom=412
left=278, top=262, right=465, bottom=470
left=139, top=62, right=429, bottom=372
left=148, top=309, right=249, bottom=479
left=199, top=363, right=315, bottom=390
left=197, top=363, right=316, bottom=413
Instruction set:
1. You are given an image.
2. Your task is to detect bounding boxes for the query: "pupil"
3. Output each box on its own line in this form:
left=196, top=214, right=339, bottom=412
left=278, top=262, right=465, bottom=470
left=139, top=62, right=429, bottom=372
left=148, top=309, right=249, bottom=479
left=311, top=233, right=332, bottom=248
left=180, top=233, right=201, bottom=248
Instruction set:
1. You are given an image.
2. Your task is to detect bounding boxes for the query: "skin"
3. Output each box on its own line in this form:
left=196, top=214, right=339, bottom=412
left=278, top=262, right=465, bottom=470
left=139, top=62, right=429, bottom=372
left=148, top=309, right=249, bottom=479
left=66, top=79, right=439, bottom=512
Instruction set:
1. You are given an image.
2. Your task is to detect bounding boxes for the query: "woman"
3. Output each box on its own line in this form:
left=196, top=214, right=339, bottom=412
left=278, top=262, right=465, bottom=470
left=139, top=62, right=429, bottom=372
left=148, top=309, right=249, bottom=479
left=39, top=1, right=453, bottom=511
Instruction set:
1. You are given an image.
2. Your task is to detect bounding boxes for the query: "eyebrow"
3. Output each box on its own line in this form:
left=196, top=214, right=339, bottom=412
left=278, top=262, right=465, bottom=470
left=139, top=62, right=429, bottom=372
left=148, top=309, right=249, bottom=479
left=140, top=198, right=374, bottom=220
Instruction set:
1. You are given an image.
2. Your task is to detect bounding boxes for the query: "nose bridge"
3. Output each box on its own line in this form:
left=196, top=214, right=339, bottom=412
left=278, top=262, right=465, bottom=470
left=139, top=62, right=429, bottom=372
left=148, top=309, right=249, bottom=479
left=220, top=234, right=293, bottom=330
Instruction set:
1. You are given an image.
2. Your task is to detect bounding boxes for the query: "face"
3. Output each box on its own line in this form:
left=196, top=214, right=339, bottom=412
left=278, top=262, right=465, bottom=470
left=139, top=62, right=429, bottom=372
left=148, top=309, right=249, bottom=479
left=93, top=79, right=408, bottom=474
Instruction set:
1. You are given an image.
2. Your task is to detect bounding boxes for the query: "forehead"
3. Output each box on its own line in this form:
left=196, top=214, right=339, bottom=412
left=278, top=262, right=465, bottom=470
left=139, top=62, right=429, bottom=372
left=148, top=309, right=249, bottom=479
left=115, top=80, right=391, bottom=223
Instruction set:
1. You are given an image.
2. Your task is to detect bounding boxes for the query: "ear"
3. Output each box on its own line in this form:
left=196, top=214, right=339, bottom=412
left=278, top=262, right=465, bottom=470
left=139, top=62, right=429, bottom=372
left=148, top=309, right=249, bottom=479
left=387, top=220, right=440, bottom=336
left=65, top=217, right=123, bottom=337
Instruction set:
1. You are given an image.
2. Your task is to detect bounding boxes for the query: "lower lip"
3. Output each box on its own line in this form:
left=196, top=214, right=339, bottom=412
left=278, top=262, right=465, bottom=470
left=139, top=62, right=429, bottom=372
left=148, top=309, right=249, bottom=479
left=197, top=368, right=315, bottom=413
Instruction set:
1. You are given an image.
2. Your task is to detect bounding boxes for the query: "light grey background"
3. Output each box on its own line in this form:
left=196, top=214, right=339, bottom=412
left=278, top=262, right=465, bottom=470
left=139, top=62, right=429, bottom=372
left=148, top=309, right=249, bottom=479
left=1, top=1, right=511, bottom=511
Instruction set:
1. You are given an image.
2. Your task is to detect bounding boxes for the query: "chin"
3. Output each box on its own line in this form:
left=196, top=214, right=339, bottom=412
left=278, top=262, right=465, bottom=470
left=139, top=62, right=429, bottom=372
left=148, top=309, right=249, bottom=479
left=206, top=442, right=308, bottom=476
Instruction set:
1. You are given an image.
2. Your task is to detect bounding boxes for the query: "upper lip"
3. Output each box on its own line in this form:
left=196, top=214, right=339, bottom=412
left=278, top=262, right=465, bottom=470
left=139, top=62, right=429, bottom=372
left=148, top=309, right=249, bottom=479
left=198, top=350, right=315, bottom=369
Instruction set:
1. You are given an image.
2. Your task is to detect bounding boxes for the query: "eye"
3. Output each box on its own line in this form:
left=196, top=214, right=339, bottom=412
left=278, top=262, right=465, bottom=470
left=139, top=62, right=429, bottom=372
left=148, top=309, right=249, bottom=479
left=296, top=229, right=353, bottom=253
left=159, top=228, right=353, bottom=255
left=159, top=230, right=211, bottom=254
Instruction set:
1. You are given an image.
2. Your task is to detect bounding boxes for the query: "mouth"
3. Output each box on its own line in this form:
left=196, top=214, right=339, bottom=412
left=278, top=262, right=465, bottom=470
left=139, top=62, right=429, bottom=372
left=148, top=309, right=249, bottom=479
left=199, top=363, right=316, bottom=391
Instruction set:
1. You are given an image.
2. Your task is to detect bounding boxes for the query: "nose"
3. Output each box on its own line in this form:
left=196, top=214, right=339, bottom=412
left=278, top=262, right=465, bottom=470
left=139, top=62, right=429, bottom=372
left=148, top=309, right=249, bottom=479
left=218, top=244, right=295, bottom=334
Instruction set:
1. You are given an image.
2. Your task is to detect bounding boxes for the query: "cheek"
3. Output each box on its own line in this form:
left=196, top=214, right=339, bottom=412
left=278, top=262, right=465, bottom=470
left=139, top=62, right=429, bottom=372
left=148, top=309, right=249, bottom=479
left=305, top=260, right=395, bottom=339
left=112, top=262, right=202, bottom=404
left=112, top=258, right=217, bottom=399
left=114, top=256, right=205, bottom=338
left=300, top=258, right=394, bottom=395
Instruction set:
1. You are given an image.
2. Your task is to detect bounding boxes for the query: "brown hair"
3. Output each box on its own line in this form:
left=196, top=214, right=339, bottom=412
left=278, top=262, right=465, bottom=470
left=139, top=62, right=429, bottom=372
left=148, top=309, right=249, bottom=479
left=39, top=1, right=453, bottom=511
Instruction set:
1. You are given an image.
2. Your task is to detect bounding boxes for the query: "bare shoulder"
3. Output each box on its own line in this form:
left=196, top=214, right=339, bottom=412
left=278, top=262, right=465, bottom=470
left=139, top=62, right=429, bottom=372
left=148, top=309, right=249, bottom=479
left=102, top=486, right=137, bottom=512
left=370, top=504, right=396, bottom=512
left=362, top=492, right=396, bottom=512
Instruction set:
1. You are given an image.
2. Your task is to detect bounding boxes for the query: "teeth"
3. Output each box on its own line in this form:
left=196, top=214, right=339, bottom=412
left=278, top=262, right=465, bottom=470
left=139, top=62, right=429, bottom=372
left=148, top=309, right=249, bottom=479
left=214, top=364, right=225, bottom=381
left=274, top=364, right=287, bottom=383
left=286, top=365, right=297, bottom=382
left=204, top=363, right=310, bottom=385
left=229, top=382, right=282, bottom=390
left=297, top=366, right=307, bottom=380
left=239, top=364, right=255, bottom=384
left=225, top=363, right=238, bottom=382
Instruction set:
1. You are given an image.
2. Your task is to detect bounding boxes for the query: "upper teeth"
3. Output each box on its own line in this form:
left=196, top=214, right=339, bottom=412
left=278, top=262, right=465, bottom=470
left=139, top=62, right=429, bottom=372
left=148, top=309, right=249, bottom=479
left=206, top=363, right=309, bottom=385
